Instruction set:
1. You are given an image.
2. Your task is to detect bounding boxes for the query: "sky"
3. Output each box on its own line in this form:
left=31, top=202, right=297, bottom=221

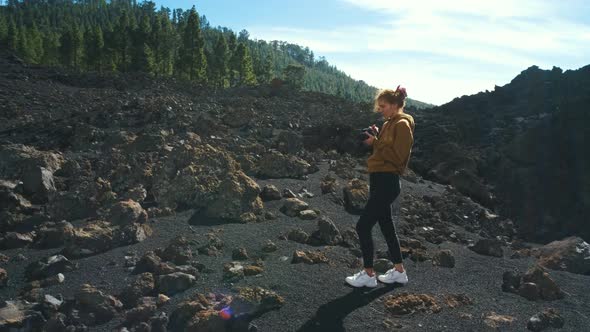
left=156, top=0, right=590, bottom=105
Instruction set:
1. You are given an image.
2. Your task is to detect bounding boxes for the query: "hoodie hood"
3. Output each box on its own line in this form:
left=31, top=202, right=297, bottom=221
left=388, top=112, right=415, bottom=132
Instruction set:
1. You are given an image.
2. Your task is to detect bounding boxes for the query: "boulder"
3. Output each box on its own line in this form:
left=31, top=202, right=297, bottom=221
left=280, top=198, right=309, bottom=217
left=156, top=272, right=196, bottom=295
left=531, top=236, right=590, bottom=275
left=74, top=284, right=123, bottom=324
left=343, top=178, right=368, bottom=214
left=108, top=199, right=148, bottom=225
left=257, top=150, right=310, bottom=179
left=22, top=166, right=56, bottom=203
left=25, top=255, right=77, bottom=281
left=468, top=238, right=504, bottom=257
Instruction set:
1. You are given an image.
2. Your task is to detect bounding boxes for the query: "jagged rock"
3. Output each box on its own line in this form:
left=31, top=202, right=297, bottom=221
left=109, top=199, right=148, bottom=225
left=151, top=143, right=261, bottom=222
left=483, top=312, right=516, bottom=329
left=341, top=228, right=360, bottom=248
left=343, top=178, right=368, bottom=214
left=522, top=265, right=564, bottom=300
left=0, top=268, right=7, bottom=287
left=291, top=250, right=329, bottom=264
left=122, top=185, right=147, bottom=203
left=468, top=238, right=504, bottom=257
left=115, top=222, right=153, bottom=244
left=527, top=308, right=564, bottom=331
left=530, top=236, right=590, bottom=275
left=75, top=284, right=123, bottom=324
left=34, top=221, right=75, bottom=248
left=432, top=250, right=455, bottom=268
left=280, top=197, right=309, bottom=217
left=297, top=187, right=314, bottom=198
left=62, top=221, right=114, bottom=258
left=257, top=150, right=310, bottom=179
left=158, top=236, right=193, bottom=265
left=134, top=251, right=175, bottom=275
left=0, top=144, right=64, bottom=179
left=48, top=190, right=97, bottom=221
left=124, top=299, right=157, bottom=326
left=0, top=300, right=46, bottom=331
left=156, top=272, right=195, bottom=295
left=502, top=266, right=564, bottom=301
left=313, top=216, right=343, bottom=245
left=320, top=174, right=338, bottom=194
left=197, top=231, right=224, bottom=256
left=260, top=185, right=282, bottom=201
left=22, top=166, right=56, bottom=203
left=262, top=240, right=277, bottom=252
left=282, top=189, right=297, bottom=198
left=223, top=262, right=245, bottom=281
left=244, top=265, right=264, bottom=276
left=24, top=273, right=65, bottom=292
left=299, top=209, right=318, bottom=220
left=518, top=282, right=541, bottom=301
left=0, top=180, right=31, bottom=214
left=120, top=273, right=155, bottom=308
left=443, top=294, right=473, bottom=308
left=25, top=255, right=77, bottom=281
left=501, top=271, right=522, bottom=293
left=0, top=232, right=34, bottom=249
left=383, top=293, right=441, bottom=315
left=287, top=229, right=309, bottom=244
left=232, top=248, right=249, bottom=261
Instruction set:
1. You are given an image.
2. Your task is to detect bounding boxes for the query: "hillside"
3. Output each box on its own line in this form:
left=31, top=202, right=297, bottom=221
left=1, top=53, right=589, bottom=331
left=410, top=65, right=590, bottom=244
left=0, top=0, right=431, bottom=107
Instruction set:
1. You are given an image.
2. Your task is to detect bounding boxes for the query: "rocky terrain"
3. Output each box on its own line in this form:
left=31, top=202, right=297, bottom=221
left=1, top=54, right=589, bottom=331
left=410, top=65, right=590, bottom=243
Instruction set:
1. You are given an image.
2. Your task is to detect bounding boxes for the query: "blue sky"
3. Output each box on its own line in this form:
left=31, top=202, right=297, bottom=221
left=157, top=0, right=590, bottom=105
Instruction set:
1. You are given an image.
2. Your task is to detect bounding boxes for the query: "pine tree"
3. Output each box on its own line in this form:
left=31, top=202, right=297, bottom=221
left=115, top=10, right=132, bottom=71
left=26, top=23, right=44, bottom=64
left=59, top=24, right=83, bottom=69
left=232, top=42, right=257, bottom=86
left=178, top=7, right=207, bottom=82
left=41, top=31, right=60, bottom=66
left=283, top=63, right=305, bottom=90
left=0, top=15, right=8, bottom=46
left=130, top=13, right=151, bottom=72
left=84, top=26, right=104, bottom=71
left=262, top=54, right=274, bottom=83
left=210, top=33, right=229, bottom=88
left=7, top=18, right=18, bottom=52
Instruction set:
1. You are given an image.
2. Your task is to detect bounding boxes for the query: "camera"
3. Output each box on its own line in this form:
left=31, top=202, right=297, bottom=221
left=358, top=126, right=378, bottom=141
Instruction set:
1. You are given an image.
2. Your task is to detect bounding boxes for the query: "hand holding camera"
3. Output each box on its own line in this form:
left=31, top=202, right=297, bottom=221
left=359, top=124, right=379, bottom=146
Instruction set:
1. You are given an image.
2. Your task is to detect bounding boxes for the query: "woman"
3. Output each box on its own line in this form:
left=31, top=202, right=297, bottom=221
left=345, top=85, right=415, bottom=288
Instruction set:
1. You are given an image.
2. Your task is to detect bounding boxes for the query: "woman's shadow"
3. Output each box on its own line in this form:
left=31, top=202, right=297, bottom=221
left=296, top=283, right=401, bottom=332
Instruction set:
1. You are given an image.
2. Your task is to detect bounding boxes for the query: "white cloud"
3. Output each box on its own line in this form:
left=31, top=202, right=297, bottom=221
left=247, top=0, right=590, bottom=104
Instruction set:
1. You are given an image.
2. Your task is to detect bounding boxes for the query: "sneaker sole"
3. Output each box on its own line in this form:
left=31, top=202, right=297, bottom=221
left=345, top=279, right=378, bottom=288
left=378, top=278, right=409, bottom=284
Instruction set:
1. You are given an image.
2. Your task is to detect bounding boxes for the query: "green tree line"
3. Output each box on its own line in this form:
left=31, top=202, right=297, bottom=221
left=0, top=0, right=389, bottom=103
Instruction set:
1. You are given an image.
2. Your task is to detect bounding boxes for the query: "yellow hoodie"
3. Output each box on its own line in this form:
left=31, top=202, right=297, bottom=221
left=367, top=112, right=415, bottom=175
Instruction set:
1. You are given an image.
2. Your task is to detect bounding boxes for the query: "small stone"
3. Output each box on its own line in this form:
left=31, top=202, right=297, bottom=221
left=299, top=209, right=318, bottom=220
left=232, top=248, right=249, bottom=261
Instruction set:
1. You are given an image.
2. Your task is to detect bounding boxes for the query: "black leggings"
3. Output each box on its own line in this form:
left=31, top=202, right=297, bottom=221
left=355, top=172, right=403, bottom=268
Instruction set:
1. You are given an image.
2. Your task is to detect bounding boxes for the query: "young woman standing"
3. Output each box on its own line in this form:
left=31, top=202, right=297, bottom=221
left=345, top=85, right=415, bottom=288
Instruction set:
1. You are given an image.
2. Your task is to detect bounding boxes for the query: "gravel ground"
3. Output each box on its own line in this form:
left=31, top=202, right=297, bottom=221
left=1, top=162, right=589, bottom=332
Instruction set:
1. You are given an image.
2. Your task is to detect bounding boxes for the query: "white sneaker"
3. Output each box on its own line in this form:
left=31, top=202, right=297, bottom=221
left=378, top=268, right=408, bottom=284
left=345, top=270, right=378, bottom=288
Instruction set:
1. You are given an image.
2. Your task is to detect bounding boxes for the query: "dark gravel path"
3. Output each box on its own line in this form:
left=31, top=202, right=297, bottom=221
left=1, top=161, right=589, bottom=331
